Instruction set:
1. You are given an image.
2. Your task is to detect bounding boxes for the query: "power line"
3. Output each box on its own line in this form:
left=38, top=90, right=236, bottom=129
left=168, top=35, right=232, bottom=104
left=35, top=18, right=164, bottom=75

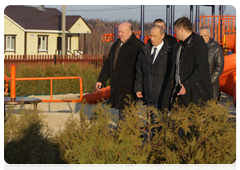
left=65, top=5, right=156, bottom=12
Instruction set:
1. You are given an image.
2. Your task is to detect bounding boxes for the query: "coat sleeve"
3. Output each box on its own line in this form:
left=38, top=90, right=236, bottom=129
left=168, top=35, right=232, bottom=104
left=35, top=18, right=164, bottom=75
left=134, top=51, right=143, bottom=93
left=210, top=45, right=224, bottom=84
left=97, top=49, right=111, bottom=84
left=182, top=41, right=210, bottom=92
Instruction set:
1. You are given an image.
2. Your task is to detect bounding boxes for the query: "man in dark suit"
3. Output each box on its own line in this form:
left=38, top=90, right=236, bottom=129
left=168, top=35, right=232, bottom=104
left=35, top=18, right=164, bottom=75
left=162, top=17, right=213, bottom=109
left=153, top=19, right=177, bottom=48
left=135, top=25, right=172, bottom=137
left=135, top=25, right=172, bottom=110
left=96, top=22, right=144, bottom=121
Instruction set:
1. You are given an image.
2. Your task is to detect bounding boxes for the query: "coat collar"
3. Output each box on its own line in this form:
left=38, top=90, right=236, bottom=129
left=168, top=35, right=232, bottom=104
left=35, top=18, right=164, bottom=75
left=206, top=38, right=217, bottom=48
left=141, top=39, right=170, bottom=64
left=117, top=33, right=138, bottom=46
left=142, top=38, right=170, bottom=53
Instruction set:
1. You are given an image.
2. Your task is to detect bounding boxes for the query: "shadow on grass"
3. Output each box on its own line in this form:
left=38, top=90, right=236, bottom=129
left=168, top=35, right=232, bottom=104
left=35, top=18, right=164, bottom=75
left=4, top=111, right=64, bottom=164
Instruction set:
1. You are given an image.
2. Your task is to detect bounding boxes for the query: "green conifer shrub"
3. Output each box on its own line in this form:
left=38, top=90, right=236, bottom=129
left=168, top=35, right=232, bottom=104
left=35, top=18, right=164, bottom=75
left=57, top=100, right=153, bottom=164
left=150, top=100, right=236, bottom=164
left=4, top=64, right=104, bottom=96
left=4, top=98, right=235, bottom=164
left=4, top=107, right=61, bottom=163
left=57, top=99, right=235, bottom=164
left=15, top=64, right=45, bottom=95
left=44, top=65, right=70, bottom=94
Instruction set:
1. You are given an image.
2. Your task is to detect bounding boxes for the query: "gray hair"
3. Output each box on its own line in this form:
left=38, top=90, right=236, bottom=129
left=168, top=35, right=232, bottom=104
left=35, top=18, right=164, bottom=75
left=199, top=26, right=211, bottom=33
left=152, top=25, right=165, bottom=35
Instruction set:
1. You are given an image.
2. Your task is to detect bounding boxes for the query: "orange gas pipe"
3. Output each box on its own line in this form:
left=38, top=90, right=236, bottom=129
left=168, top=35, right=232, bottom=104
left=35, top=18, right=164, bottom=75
left=10, top=64, right=16, bottom=99
left=235, top=34, right=238, bottom=53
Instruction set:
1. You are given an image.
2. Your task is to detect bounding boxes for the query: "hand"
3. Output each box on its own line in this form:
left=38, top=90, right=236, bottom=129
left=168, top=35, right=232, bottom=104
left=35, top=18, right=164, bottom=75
left=136, top=91, right=143, bottom=98
left=95, top=82, right=102, bottom=90
left=177, top=84, right=186, bottom=96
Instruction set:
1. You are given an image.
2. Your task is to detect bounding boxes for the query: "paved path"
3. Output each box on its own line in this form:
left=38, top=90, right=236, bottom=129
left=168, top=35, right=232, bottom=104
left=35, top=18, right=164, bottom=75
left=5, top=92, right=236, bottom=137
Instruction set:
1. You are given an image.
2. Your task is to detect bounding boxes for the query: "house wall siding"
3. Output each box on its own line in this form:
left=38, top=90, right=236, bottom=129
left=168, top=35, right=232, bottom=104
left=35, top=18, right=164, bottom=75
left=70, top=35, right=80, bottom=53
left=4, top=13, right=91, bottom=55
left=69, top=18, right=91, bottom=34
left=26, top=32, right=60, bottom=55
left=4, top=17, right=25, bottom=55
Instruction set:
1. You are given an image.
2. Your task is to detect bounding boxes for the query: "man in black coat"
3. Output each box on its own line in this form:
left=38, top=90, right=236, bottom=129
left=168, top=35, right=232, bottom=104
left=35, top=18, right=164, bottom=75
left=163, top=17, right=213, bottom=109
left=134, top=25, right=172, bottom=111
left=153, top=19, right=177, bottom=48
left=199, top=26, right=224, bottom=100
left=134, top=25, right=172, bottom=137
left=96, top=22, right=144, bottom=120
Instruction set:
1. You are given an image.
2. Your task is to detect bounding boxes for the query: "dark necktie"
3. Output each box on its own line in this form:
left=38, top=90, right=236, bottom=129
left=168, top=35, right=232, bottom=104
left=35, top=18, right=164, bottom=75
left=151, top=47, right=157, bottom=63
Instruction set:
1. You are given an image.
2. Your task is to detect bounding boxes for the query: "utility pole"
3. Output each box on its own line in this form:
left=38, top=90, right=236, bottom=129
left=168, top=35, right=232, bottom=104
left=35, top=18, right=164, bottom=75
left=62, top=5, right=66, bottom=55
left=140, top=5, right=145, bottom=42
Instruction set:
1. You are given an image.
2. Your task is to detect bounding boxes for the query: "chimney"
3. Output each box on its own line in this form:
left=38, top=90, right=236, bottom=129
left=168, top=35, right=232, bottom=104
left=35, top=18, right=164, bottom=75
left=39, top=5, right=45, bottom=11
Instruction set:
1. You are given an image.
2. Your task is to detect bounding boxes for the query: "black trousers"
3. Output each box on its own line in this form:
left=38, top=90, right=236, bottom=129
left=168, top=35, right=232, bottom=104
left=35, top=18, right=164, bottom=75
left=118, top=109, right=125, bottom=121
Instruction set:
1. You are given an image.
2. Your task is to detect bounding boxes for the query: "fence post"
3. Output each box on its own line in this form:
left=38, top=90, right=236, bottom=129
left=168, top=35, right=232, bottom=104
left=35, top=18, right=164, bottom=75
left=53, top=55, right=57, bottom=65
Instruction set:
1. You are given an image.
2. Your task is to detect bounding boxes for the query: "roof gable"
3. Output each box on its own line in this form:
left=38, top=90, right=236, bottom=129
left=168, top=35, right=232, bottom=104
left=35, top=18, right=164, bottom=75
left=4, top=5, right=91, bottom=32
left=5, top=6, right=62, bottom=30
left=67, top=16, right=92, bottom=33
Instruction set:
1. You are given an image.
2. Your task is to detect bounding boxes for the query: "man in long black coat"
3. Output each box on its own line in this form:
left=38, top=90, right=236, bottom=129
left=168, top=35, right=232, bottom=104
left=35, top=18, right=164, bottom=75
left=163, top=17, right=213, bottom=109
left=96, top=22, right=144, bottom=120
left=134, top=25, right=172, bottom=111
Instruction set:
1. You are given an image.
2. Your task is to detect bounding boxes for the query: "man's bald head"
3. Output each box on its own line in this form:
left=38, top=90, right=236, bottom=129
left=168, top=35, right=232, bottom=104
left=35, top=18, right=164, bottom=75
left=118, top=22, right=133, bottom=43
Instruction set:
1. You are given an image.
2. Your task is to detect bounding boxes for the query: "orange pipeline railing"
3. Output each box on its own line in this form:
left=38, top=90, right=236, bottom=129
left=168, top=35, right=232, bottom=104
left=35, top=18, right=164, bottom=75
left=4, top=74, right=11, bottom=94
left=199, top=15, right=236, bottom=46
left=102, top=30, right=142, bottom=42
left=11, top=64, right=16, bottom=99
left=9, top=64, right=83, bottom=103
left=102, top=30, right=175, bottom=44
left=102, top=33, right=115, bottom=42
left=15, top=77, right=83, bottom=103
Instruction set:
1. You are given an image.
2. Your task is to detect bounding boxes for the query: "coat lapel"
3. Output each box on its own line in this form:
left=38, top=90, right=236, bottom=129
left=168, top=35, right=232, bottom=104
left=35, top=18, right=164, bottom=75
left=153, top=44, right=167, bottom=64
left=142, top=43, right=152, bottom=65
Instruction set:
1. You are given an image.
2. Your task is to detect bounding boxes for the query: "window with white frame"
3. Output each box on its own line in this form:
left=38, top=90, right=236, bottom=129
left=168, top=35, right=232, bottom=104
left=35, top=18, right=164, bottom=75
left=38, top=35, right=48, bottom=52
left=5, top=35, right=16, bottom=51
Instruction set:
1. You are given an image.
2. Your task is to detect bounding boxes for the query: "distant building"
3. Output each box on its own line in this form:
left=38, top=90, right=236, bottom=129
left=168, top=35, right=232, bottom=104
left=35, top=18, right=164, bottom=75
left=4, top=5, right=92, bottom=55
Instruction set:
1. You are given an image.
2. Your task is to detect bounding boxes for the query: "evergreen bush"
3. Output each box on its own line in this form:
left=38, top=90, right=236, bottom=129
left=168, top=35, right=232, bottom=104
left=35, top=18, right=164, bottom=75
left=57, top=100, right=153, bottom=164
left=4, top=98, right=235, bottom=164
left=4, top=64, right=104, bottom=96
left=150, top=100, right=236, bottom=164
left=57, top=99, right=236, bottom=164
left=4, top=107, right=62, bottom=163
left=15, top=64, right=45, bottom=95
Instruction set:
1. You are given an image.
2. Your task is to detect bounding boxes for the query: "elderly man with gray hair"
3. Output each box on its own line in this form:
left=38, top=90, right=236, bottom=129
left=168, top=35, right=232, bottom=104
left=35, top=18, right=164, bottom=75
left=199, top=26, right=224, bottom=100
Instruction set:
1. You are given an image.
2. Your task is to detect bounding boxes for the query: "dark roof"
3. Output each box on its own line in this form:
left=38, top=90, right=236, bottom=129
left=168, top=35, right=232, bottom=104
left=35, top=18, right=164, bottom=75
left=65, top=16, right=83, bottom=30
left=4, top=5, right=89, bottom=31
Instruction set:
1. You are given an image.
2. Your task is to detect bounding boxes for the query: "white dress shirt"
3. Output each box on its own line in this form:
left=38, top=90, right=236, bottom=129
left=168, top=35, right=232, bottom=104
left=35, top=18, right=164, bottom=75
left=151, top=41, right=164, bottom=64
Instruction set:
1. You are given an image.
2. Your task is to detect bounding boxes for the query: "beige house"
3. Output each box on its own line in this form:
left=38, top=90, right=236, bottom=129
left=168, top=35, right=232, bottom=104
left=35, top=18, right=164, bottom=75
left=4, top=5, right=92, bottom=56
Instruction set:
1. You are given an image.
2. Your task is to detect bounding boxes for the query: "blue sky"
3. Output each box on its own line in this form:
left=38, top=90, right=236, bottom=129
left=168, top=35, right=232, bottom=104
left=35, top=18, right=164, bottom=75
left=39, top=5, right=236, bottom=22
